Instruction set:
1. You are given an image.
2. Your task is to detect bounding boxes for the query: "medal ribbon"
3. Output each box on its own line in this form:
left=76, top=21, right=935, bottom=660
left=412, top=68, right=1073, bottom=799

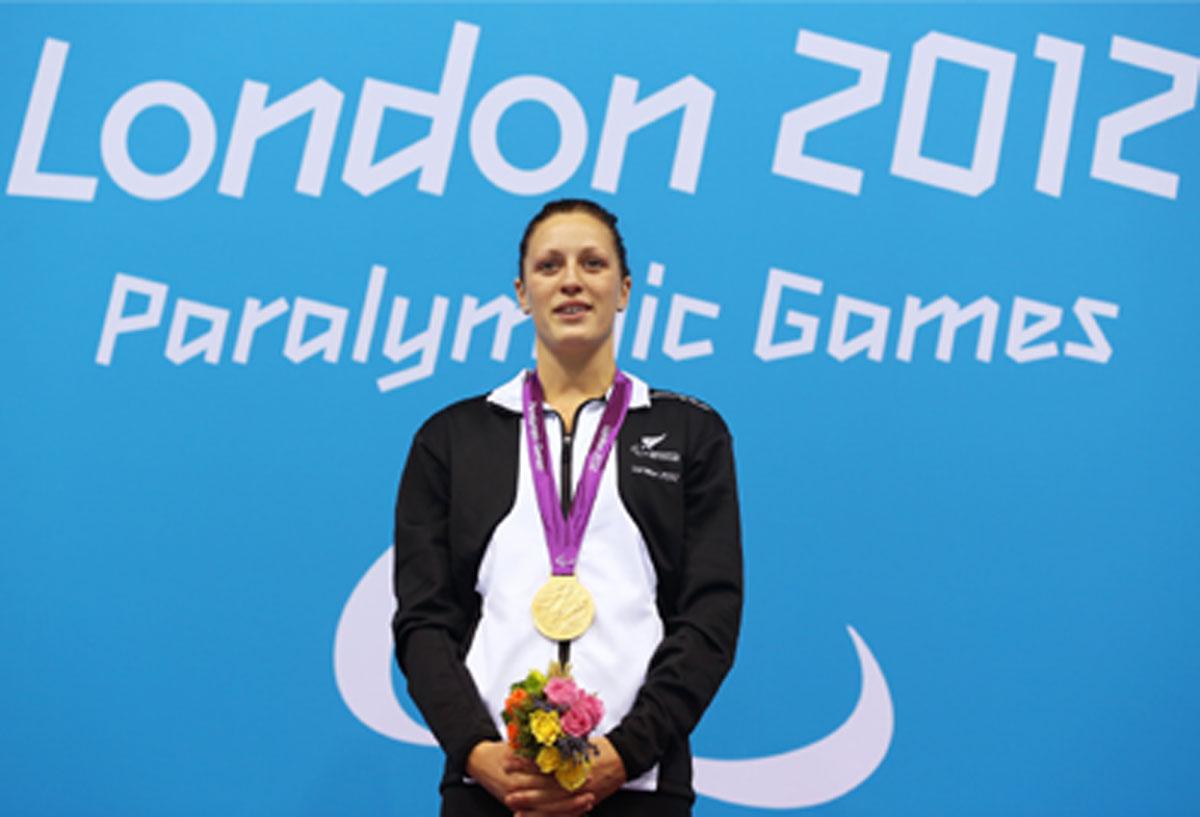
left=522, top=369, right=632, bottom=576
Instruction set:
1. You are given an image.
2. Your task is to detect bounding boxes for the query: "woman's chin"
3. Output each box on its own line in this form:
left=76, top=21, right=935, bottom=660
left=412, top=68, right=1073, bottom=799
left=540, top=332, right=613, bottom=359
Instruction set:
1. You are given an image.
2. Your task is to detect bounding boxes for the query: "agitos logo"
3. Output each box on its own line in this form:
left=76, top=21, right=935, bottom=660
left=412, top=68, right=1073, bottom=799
left=333, top=548, right=895, bottom=809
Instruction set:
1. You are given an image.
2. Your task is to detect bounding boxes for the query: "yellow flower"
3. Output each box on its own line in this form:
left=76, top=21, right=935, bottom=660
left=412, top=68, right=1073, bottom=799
left=535, top=746, right=562, bottom=773
left=529, top=709, right=561, bottom=746
left=554, top=758, right=590, bottom=791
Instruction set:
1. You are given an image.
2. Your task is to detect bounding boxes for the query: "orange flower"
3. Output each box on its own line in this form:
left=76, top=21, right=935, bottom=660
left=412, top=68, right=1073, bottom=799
left=507, top=719, right=520, bottom=748
left=505, top=688, right=528, bottom=715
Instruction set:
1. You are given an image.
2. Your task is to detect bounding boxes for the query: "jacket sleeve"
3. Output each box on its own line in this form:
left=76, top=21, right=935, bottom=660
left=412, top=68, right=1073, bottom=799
left=606, top=415, right=744, bottom=780
left=392, top=419, right=500, bottom=771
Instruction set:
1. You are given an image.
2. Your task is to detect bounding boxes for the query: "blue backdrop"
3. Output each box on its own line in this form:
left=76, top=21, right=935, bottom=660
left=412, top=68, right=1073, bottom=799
left=3, top=3, right=1198, bottom=815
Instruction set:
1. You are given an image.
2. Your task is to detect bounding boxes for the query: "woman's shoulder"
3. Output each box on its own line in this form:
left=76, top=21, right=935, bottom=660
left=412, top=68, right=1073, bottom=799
left=639, top=385, right=732, bottom=442
left=420, top=392, right=507, bottom=426
left=410, top=371, right=526, bottom=448
left=648, top=388, right=719, bottom=415
left=406, top=396, right=505, bottom=451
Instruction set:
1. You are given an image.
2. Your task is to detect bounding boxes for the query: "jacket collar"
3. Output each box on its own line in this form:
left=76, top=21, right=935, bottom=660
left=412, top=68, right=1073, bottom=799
left=487, top=368, right=651, bottom=413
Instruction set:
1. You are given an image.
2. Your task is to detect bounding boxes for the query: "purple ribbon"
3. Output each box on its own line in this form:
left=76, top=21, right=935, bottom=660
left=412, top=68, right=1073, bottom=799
left=522, top=370, right=632, bottom=576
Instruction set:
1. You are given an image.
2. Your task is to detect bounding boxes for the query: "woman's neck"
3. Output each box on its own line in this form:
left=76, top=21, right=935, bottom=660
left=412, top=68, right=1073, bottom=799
left=535, top=342, right=617, bottom=432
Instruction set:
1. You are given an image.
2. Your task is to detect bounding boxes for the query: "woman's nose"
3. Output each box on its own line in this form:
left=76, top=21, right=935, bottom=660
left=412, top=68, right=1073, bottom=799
left=560, top=260, right=584, bottom=291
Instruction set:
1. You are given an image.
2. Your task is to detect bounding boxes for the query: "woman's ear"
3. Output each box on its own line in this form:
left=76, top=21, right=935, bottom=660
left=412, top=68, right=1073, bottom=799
left=514, top=277, right=530, bottom=313
left=617, top=275, right=632, bottom=312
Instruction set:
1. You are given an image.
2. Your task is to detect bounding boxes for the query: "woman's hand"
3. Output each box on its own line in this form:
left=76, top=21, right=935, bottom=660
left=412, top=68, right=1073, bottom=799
left=578, top=736, right=626, bottom=804
left=504, top=752, right=596, bottom=817
left=511, top=736, right=629, bottom=816
left=466, top=741, right=595, bottom=816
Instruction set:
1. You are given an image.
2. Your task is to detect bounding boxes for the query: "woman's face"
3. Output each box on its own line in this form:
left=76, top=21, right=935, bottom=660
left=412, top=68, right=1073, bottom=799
left=516, top=211, right=631, bottom=359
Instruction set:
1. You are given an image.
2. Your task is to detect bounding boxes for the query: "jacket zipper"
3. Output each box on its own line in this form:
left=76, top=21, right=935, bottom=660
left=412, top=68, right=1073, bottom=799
left=560, top=430, right=573, bottom=518
left=553, top=399, right=600, bottom=666
left=556, top=399, right=597, bottom=518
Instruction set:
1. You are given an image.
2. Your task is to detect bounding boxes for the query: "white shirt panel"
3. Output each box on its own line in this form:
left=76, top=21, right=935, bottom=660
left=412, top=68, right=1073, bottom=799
left=465, top=392, right=663, bottom=791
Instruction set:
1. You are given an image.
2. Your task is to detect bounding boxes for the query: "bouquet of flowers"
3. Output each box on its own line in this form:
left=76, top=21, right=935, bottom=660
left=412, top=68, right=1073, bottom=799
left=501, top=663, right=605, bottom=791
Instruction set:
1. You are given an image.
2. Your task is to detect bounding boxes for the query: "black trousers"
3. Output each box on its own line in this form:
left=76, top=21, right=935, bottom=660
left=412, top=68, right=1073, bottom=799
left=440, top=784, right=691, bottom=817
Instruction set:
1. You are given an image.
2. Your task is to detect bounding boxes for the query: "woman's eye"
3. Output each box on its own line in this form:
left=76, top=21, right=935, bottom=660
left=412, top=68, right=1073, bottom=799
left=536, top=259, right=558, bottom=272
left=583, top=256, right=606, bottom=269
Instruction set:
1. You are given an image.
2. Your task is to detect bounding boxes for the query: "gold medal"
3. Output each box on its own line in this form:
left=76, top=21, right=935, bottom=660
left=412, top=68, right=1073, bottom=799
left=531, top=576, right=595, bottom=641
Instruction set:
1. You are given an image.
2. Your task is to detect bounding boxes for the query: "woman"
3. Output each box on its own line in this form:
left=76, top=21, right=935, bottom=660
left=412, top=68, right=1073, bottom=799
left=392, top=199, right=742, bottom=817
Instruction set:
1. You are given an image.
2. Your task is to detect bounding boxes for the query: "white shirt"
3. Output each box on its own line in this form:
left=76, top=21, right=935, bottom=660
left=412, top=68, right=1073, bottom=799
left=464, top=370, right=663, bottom=790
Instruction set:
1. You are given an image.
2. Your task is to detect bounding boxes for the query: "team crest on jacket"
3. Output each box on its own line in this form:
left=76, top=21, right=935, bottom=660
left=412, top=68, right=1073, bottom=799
left=630, top=431, right=681, bottom=464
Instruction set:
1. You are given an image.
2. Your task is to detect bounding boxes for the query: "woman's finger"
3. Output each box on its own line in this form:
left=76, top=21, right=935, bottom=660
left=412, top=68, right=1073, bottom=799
left=506, top=784, right=593, bottom=813
left=511, top=790, right=594, bottom=816
left=504, top=754, right=539, bottom=774
left=505, top=771, right=562, bottom=792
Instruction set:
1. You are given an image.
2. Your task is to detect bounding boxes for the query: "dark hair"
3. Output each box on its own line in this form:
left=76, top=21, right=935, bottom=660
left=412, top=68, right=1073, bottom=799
left=518, top=198, right=630, bottom=280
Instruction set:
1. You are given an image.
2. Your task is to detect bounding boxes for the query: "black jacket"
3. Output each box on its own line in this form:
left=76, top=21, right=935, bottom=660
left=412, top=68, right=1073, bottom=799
left=392, top=385, right=743, bottom=801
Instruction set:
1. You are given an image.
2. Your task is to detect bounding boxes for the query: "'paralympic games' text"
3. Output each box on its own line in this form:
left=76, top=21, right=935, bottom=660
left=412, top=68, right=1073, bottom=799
left=94, top=261, right=1120, bottom=392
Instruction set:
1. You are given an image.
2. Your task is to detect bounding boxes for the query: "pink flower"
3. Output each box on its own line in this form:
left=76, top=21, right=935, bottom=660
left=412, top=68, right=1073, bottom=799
left=561, top=705, right=593, bottom=737
left=568, top=693, right=604, bottom=734
left=544, top=677, right=580, bottom=709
